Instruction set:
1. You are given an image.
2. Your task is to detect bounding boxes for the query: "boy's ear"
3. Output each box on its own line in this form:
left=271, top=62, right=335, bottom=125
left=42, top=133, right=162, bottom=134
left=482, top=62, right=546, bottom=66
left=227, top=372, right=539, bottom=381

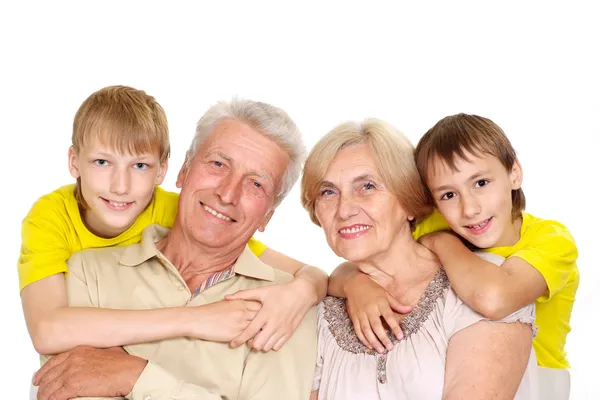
left=155, top=159, right=169, bottom=185
left=68, top=147, right=81, bottom=179
left=510, top=159, right=523, bottom=190
left=257, top=210, right=275, bottom=232
left=176, top=158, right=190, bottom=189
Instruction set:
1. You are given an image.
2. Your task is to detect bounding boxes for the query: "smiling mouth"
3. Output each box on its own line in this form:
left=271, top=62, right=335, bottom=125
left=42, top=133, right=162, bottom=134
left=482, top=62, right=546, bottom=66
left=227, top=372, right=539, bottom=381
left=101, top=198, right=134, bottom=210
left=201, top=202, right=236, bottom=222
left=464, top=217, right=492, bottom=230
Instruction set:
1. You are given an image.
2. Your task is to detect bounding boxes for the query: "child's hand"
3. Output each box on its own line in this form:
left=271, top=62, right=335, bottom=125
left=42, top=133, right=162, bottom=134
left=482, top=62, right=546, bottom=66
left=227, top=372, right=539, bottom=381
left=225, top=280, right=315, bottom=351
left=190, top=299, right=262, bottom=343
left=344, top=274, right=412, bottom=353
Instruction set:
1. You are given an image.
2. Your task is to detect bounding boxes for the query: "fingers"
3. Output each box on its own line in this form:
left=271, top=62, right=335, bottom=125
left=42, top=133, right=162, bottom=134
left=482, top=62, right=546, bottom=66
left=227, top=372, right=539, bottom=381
left=33, top=351, right=71, bottom=385
left=272, top=334, right=290, bottom=351
left=352, top=318, right=371, bottom=350
left=360, top=319, right=385, bottom=354
left=230, top=314, right=265, bottom=348
left=37, top=365, right=70, bottom=400
left=225, top=288, right=263, bottom=302
left=380, top=306, right=404, bottom=341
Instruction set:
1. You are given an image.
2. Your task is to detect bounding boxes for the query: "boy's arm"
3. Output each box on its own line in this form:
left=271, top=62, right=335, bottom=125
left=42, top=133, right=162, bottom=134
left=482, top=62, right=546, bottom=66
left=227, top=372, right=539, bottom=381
left=22, top=272, right=255, bottom=355
left=226, top=247, right=327, bottom=351
left=421, top=232, right=549, bottom=320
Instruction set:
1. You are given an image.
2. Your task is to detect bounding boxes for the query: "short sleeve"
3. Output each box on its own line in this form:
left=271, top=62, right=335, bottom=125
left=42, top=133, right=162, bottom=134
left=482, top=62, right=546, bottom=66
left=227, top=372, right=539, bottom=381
left=510, top=222, right=578, bottom=302
left=412, top=209, right=450, bottom=240
left=248, top=237, right=267, bottom=257
left=18, top=196, right=72, bottom=291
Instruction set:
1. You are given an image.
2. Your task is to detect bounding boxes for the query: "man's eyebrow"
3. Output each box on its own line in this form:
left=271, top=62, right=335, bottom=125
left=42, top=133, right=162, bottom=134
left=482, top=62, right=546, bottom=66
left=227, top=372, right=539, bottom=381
left=209, top=151, right=232, bottom=162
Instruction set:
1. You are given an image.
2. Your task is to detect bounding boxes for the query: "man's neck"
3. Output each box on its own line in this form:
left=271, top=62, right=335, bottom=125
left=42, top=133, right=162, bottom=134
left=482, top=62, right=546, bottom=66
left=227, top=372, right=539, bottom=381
left=156, top=225, right=246, bottom=291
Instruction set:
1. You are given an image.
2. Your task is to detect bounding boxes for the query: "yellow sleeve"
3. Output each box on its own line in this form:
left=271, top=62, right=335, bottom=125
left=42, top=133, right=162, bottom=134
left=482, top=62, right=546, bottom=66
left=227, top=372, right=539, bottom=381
left=18, top=195, right=73, bottom=291
left=412, top=209, right=451, bottom=240
left=510, top=222, right=578, bottom=302
left=248, top=237, right=267, bottom=257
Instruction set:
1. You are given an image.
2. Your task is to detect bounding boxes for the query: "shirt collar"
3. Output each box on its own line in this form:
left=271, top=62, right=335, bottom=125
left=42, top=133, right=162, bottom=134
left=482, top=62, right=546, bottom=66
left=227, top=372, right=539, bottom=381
left=119, top=224, right=275, bottom=282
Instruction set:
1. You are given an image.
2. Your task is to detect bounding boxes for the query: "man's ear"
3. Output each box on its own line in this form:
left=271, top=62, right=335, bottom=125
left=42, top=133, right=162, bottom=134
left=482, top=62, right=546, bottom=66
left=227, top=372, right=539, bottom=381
left=176, top=158, right=190, bottom=189
left=510, top=159, right=523, bottom=190
left=257, top=210, right=275, bottom=232
left=68, top=147, right=81, bottom=179
left=155, top=159, right=169, bottom=185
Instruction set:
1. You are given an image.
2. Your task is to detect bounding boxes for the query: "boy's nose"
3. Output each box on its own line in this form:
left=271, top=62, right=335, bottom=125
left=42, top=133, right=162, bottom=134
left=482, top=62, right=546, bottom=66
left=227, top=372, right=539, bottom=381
left=110, top=170, right=130, bottom=195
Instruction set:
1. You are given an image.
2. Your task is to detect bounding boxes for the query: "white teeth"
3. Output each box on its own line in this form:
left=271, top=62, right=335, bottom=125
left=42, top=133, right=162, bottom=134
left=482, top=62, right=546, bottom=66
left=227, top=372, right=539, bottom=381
left=203, top=205, right=233, bottom=221
left=340, top=226, right=370, bottom=234
left=109, top=201, right=129, bottom=207
left=467, top=218, right=490, bottom=230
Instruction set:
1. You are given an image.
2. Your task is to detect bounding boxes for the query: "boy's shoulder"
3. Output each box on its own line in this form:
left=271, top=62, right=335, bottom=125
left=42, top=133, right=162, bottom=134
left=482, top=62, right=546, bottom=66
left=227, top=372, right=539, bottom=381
left=521, top=212, right=574, bottom=240
left=153, top=186, right=179, bottom=205
left=26, top=184, right=77, bottom=218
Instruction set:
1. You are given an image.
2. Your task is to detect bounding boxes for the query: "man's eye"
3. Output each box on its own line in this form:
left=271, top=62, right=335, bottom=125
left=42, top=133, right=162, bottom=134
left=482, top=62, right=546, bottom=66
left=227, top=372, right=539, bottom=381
left=213, top=161, right=223, bottom=167
left=253, top=181, right=262, bottom=188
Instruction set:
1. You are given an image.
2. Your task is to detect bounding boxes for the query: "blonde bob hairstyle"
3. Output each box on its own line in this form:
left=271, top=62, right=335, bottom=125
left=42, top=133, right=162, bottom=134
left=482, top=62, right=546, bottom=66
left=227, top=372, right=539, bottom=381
left=301, top=118, right=432, bottom=227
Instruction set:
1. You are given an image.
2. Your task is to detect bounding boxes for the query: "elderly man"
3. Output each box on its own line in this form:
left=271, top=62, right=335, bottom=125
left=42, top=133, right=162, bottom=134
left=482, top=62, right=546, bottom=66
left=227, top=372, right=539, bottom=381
left=33, top=99, right=318, bottom=400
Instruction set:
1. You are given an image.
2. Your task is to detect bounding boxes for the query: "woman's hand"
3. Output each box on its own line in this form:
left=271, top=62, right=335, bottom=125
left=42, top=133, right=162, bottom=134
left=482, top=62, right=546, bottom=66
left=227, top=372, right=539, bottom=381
left=189, top=299, right=262, bottom=343
left=225, top=279, right=316, bottom=351
left=344, top=273, right=412, bottom=353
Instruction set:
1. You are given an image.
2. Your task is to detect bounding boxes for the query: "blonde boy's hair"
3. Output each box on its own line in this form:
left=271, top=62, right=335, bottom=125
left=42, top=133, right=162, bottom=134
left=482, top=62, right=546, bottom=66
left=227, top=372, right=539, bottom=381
left=414, top=113, right=525, bottom=219
left=71, top=85, right=170, bottom=206
left=301, top=118, right=432, bottom=227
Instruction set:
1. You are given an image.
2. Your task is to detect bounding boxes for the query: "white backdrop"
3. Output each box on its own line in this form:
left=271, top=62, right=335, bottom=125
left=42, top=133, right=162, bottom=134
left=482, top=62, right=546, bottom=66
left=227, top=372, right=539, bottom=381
left=1, top=1, right=598, bottom=398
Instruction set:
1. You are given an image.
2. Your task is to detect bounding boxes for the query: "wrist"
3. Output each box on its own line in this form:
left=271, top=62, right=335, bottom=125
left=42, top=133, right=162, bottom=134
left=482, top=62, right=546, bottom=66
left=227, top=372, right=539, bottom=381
left=342, top=271, right=368, bottom=298
left=290, top=276, right=319, bottom=306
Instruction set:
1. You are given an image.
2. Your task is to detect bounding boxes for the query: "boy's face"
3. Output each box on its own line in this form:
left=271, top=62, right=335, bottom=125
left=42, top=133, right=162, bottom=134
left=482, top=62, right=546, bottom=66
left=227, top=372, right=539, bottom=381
left=68, top=140, right=168, bottom=238
left=426, top=151, right=522, bottom=248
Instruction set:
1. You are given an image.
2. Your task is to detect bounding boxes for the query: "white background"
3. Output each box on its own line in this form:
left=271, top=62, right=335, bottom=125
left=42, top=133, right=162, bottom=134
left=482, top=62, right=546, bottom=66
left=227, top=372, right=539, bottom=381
left=1, top=1, right=598, bottom=398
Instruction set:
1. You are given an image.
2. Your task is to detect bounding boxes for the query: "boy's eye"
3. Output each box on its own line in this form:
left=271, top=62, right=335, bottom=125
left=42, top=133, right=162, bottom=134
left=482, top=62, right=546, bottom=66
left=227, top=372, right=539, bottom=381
left=134, top=163, right=148, bottom=170
left=94, top=159, right=109, bottom=166
left=475, top=179, right=489, bottom=188
left=440, top=192, right=455, bottom=200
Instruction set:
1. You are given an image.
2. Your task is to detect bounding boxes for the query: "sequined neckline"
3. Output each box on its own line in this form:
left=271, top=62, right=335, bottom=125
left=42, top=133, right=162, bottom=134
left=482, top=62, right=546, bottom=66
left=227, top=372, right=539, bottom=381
left=322, top=268, right=449, bottom=384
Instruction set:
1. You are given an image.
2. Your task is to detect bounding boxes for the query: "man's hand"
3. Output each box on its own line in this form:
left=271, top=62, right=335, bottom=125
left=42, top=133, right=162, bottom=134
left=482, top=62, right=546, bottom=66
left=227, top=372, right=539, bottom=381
left=225, top=279, right=315, bottom=351
left=190, top=299, right=262, bottom=342
left=33, top=346, right=146, bottom=400
left=344, top=274, right=412, bottom=353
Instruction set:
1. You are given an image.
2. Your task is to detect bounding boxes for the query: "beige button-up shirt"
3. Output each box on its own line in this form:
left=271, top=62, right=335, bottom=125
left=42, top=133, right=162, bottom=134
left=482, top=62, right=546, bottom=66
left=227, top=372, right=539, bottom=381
left=58, top=225, right=318, bottom=400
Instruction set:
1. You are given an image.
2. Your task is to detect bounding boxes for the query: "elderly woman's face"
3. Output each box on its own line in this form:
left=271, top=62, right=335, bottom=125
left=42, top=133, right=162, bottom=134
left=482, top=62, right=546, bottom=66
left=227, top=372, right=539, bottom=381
left=314, top=143, right=411, bottom=262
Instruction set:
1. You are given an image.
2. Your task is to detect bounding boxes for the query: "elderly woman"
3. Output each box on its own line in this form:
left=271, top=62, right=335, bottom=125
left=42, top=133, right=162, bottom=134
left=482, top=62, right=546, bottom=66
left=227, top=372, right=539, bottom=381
left=302, top=119, right=538, bottom=399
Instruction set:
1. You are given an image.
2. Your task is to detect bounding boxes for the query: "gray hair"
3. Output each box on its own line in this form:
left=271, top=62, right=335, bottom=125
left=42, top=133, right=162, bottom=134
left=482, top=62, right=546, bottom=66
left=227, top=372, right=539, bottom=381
left=186, top=98, right=306, bottom=208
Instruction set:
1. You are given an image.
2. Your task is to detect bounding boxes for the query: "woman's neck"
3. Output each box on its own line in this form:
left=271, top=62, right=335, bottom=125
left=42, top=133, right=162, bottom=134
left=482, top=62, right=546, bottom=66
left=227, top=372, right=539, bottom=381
left=355, top=233, right=441, bottom=307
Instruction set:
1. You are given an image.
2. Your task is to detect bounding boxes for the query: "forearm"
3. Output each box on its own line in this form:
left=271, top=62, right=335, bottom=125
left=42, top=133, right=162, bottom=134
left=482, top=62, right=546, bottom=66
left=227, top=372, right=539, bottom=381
left=32, top=306, right=193, bottom=355
left=433, top=236, right=511, bottom=319
left=328, top=261, right=362, bottom=297
left=293, top=265, right=328, bottom=305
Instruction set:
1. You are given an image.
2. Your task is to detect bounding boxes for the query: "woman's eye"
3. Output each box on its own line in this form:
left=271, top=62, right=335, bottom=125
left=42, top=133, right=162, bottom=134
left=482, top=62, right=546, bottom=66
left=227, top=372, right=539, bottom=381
left=363, top=182, right=375, bottom=190
left=320, top=189, right=335, bottom=196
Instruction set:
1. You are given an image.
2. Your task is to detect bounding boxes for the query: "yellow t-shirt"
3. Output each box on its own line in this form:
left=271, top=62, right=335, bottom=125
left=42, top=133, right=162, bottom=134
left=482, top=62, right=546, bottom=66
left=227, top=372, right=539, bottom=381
left=18, top=184, right=267, bottom=291
left=413, top=209, right=579, bottom=369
